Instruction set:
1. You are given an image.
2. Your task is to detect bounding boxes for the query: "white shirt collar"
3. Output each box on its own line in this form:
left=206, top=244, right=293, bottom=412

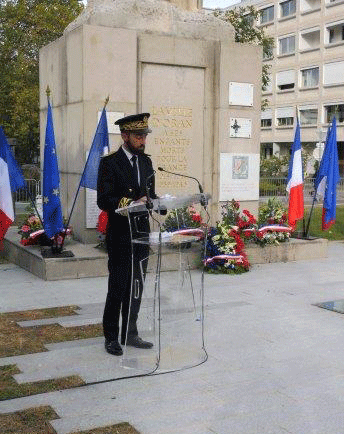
left=122, top=145, right=135, bottom=162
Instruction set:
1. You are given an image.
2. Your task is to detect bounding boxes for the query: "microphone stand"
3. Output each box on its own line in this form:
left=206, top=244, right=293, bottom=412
left=157, top=167, right=208, bottom=208
left=145, top=171, right=155, bottom=211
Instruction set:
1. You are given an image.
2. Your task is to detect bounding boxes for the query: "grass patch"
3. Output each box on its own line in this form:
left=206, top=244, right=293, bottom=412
left=73, top=423, right=141, bottom=434
left=0, top=406, right=59, bottom=434
left=0, top=306, right=103, bottom=400
left=0, top=406, right=140, bottom=434
left=0, top=365, right=84, bottom=401
left=0, top=306, right=103, bottom=358
left=296, top=205, right=344, bottom=241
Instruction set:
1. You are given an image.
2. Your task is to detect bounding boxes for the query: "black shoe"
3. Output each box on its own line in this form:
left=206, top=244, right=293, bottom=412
left=105, top=340, right=123, bottom=356
left=123, top=336, right=153, bottom=349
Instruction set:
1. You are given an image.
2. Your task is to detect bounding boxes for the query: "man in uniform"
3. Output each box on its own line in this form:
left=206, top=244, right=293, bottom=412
left=97, top=113, right=157, bottom=356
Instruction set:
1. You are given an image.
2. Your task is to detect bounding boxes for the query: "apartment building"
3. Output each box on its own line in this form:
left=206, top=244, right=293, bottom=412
left=220, top=0, right=344, bottom=175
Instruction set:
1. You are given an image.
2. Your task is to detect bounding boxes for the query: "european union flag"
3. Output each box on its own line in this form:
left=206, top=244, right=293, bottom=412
left=314, top=117, right=340, bottom=230
left=80, top=107, right=109, bottom=190
left=42, top=101, right=64, bottom=238
left=0, top=127, right=26, bottom=192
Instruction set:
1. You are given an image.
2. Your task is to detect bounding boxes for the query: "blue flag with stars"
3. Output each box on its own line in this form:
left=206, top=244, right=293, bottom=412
left=43, top=100, right=64, bottom=238
left=314, top=117, right=340, bottom=230
left=80, top=107, right=109, bottom=190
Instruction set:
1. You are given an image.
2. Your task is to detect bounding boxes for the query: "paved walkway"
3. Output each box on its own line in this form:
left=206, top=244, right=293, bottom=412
left=1, top=241, right=344, bottom=433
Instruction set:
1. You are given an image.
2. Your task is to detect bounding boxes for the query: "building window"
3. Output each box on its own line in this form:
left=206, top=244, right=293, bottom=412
left=261, top=109, right=272, bottom=128
left=278, top=117, right=294, bottom=126
left=280, top=0, right=296, bottom=17
left=324, top=104, right=344, bottom=123
left=299, top=107, right=318, bottom=125
left=261, top=119, right=273, bottom=127
left=262, top=144, right=273, bottom=159
left=276, top=70, right=295, bottom=91
left=324, top=61, right=344, bottom=86
left=276, top=107, right=294, bottom=126
left=260, top=5, right=274, bottom=24
left=326, top=21, right=344, bottom=44
left=301, top=67, right=319, bottom=87
left=279, top=35, right=295, bottom=55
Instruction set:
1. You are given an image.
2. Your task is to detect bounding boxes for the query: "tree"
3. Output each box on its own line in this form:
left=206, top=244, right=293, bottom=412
left=0, top=0, right=83, bottom=164
left=214, top=6, right=274, bottom=108
left=260, top=155, right=289, bottom=178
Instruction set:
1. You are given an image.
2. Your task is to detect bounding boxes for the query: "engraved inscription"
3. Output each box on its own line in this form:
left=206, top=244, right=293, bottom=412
left=151, top=106, right=193, bottom=189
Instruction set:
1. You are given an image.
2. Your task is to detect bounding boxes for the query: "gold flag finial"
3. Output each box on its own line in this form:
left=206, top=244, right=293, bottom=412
left=104, top=95, right=110, bottom=107
left=46, top=86, right=51, bottom=99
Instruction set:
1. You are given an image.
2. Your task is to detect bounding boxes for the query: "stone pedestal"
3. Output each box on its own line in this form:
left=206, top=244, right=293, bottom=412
left=39, top=0, right=262, bottom=243
left=1, top=228, right=329, bottom=281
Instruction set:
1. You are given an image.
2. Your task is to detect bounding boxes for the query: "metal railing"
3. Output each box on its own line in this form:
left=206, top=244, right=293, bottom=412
left=260, top=177, right=344, bottom=202
left=14, top=179, right=41, bottom=203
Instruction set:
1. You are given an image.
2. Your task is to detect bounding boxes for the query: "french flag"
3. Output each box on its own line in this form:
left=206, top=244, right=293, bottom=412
left=0, top=137, right=14, bottom=249
left=286, top=121, right=304, bottom=228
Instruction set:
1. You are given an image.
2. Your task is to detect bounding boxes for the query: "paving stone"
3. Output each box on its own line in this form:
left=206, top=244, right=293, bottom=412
left=2, top=242, right=344, bottom=433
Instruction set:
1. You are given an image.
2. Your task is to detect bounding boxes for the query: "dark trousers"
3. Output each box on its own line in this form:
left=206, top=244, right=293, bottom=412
left=103, top=213, right=149, bottom=343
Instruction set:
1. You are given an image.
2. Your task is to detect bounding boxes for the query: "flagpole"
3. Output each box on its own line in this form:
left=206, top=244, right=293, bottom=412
left=60, top=95, right=110, bottom=248
left=305, top=122, right=331, bottom=238
left=304, top=193, right=317, bottom=238
left=304, top=124, right=323, bottom=238
left=295, top=107, right=307, bottom=238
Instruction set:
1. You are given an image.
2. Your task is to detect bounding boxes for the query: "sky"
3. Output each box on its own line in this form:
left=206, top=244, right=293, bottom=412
left=203, top=0, right=239, bottom=8
left=82, top=1, right=240, bottom=10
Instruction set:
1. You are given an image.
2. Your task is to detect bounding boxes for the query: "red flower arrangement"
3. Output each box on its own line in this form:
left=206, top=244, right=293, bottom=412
left=18, top=213, right=72, bottom=247
left=97, top=211, right=108, bottom=235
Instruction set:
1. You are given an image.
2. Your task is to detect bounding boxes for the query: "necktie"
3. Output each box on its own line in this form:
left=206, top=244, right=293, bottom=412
left=131, top=155, right=139, bottom=187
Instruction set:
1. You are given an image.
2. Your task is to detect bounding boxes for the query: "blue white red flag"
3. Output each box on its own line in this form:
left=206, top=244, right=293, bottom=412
left=0, top=128, right=27, bottom=248
left=314, top=117, right=340, bottom=230
left=80, top=107, right=109, bottom=190
left=42, top=100, right=64, bottom=238
left=0, top=127, right=26, bottom=192
left=286, top=120, right=304, bottom=227
left=0, top=132, right=14, bottom=248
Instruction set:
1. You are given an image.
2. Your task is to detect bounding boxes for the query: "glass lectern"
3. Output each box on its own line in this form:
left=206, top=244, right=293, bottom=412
left=115, top=193, right=210, bottom=377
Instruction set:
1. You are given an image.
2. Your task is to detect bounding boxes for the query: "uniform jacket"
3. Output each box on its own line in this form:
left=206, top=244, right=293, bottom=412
left=97, top=146, right=156, bottom=242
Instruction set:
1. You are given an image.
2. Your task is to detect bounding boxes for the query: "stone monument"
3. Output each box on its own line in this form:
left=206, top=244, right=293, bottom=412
left=39, top=0, right=262, bottom=243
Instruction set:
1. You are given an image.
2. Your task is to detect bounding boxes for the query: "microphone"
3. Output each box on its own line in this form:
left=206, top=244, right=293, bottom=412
left=157, top=167, right=204, bottom=193
left=157, top=167, right=207, bottom=208
left=145, top=170, right=155, bottom=210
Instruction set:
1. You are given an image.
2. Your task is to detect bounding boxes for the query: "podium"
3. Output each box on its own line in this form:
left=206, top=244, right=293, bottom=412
left=115, top=193, right=210, bottom=376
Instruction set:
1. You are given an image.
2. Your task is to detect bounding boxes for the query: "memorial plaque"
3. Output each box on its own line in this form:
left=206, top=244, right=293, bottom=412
left=229, top=117, right=252, bottom=138
left=219, top=153, right=259, bottom=201
left=228, top=82, right=254, bottom=107
left=86, top=188, right=101, bottom=229
left=98, top=111, right=124, bottom=134
left=141, top=64, right=205, bottom=195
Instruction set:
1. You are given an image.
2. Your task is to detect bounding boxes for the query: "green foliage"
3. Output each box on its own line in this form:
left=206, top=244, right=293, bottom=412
left=258, top=197, right=288, bottom=226
left=297, top=205, right=344, bottom=241
left=0, top=0, right=83, bottom=164
left=260, top=155, right=289, bottom=177
left=214, top=5, right=274, bottom=105
left=220, top=198, right=241, bottom=226
left=162, top=206, right=202, bottom=232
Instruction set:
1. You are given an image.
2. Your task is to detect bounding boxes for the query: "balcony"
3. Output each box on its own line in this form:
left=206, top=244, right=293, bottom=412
left=325, top=21, right=344, bottom=46
left=300, top=0, right=321, bottom=14
left=299, top=27, right=320, bottom=52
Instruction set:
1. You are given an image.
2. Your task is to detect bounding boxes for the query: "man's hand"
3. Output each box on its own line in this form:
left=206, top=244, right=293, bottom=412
left=134, top=196, right=147, bottom=204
